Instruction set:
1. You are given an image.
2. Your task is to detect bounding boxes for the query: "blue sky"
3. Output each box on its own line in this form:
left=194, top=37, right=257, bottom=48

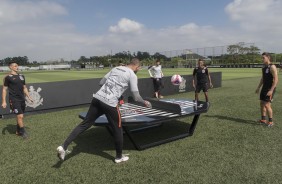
left=0, top=0, right=281, bottom=61
left=64, top=0, right=232, bottom=33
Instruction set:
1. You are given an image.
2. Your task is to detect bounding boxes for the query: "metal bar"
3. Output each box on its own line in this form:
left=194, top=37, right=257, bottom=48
left=123, top=126, right=141, bottom=150
left=188, top=114, right=200, bottom=136
left=127, top=123, right=163, bottom=133
left=122, top=115, right=202, bottom=151
left=138, top=132, right=190, bottom=150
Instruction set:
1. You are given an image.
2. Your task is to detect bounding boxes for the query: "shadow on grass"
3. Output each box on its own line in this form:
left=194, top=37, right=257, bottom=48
left=52, top=127, right=117, bottom=168
left=52, top=120, right=193, bottom=168
left=205, top=115, right=259, bottom=125
left=2, top=124, right=17, bottom=135
left=2, top=124, right=30, bottom=135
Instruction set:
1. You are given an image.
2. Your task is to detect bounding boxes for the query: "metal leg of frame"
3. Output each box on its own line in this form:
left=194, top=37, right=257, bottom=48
left=128, top=123, right=163, bottom=133
left=122, top=116, right=201, bottom=150
left=107, top=114, right=202, bottom=151
left=188, top=114, right=200, bottom=136
left=123, top=126, right=142, bottom=150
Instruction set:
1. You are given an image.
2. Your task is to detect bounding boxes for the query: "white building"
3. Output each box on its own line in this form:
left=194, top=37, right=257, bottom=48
left=39, top=65, right=71, bottom=70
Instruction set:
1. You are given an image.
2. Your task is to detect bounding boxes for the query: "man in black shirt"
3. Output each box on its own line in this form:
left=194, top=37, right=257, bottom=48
left=255, top=52, right=278, bottom=127
left=2, top=61, right=33, bottom=138
left=192, top=59, right=213, bottom=102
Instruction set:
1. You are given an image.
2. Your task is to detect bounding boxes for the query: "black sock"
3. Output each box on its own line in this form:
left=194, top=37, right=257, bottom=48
left=269, top=118, right=273, bottom=122
left=19, top=127, right=25, bottom=134
left=16, top=125, right=20, bottom=132
left=261, top=116, right=266, bottom=120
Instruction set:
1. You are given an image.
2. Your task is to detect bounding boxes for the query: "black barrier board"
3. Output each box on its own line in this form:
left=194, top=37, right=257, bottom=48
left=0, top=72, right=221, bottom=116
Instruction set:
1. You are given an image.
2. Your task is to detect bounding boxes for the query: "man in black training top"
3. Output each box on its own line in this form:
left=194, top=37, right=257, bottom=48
left=192, top=59, right=213, bottom=102
left=57, top=58, right=152, bottom=163
left=255, top=52, right=278, bottom=127
left=2, top=61, right=33, bottom=139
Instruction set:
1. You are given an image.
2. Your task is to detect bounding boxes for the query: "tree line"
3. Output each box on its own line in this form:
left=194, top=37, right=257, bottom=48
left=1, top=43, right=281, bottom=68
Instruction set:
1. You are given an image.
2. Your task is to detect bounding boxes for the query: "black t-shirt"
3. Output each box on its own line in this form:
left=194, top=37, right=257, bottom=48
left=262, top=64, right=273, bottom=90
left=4, top=74, right=26, bottom=101
left=193, top=67, right=209, bottom=84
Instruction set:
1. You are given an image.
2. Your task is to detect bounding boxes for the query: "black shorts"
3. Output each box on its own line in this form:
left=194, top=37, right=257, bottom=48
left=9, top=100, right=25, bottom=115
left=153, top=78, right=163, bottom=92
left=260, top=88, right=276, bottom=102
left=195, top=83, right=209, bottom=93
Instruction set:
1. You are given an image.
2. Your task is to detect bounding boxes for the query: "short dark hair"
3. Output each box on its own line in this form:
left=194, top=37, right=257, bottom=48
left=262, top=52, right=271, bottom=61
left=262, top=52, right=270, bottom=56
left=198, top=59, right=204, bottom=62
left=8, top=61, right=18, bottom=66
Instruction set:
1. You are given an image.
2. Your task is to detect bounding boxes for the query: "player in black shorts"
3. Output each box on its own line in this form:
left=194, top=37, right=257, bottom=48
left=1, top=61, right=33, bottom=139
left=192, top=59, right=213, bottom=102
left=255, top=52, right=278, bottom=127
left=148, top=60, right=164, bottom=98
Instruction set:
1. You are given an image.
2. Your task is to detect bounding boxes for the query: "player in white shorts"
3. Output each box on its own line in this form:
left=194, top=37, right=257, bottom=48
left=57, top=58, right=151, bottom=163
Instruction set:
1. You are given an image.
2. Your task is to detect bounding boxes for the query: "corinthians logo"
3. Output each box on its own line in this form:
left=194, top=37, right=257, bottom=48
left=26, top=86, right=43, bottom=108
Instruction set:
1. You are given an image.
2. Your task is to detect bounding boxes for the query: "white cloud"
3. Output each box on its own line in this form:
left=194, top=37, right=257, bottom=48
left=224, top=0, right=282, bottom=52
left=225, top=0, right=282, bottom=32
left=0, top=0, right=282, bottom=61
left=109, top=18, right=144, bottom=33
left=0, top=0, right=67, bottom=24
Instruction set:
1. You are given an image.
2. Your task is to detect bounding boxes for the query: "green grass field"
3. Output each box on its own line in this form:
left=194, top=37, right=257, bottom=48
left=0, top=68, right=263, bottom=84
left=0, top=69, right=281, bottom=183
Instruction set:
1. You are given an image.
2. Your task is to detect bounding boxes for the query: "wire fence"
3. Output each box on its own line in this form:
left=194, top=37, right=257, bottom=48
left=156, top=42, right=257, bottom=63
left=142, top=42, right=282, bottom=67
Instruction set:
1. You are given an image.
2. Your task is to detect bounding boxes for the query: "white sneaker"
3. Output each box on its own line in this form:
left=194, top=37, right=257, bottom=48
left=57, top=146, right=66, bottom=161
left=114, top=155, right=129, bottom=163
